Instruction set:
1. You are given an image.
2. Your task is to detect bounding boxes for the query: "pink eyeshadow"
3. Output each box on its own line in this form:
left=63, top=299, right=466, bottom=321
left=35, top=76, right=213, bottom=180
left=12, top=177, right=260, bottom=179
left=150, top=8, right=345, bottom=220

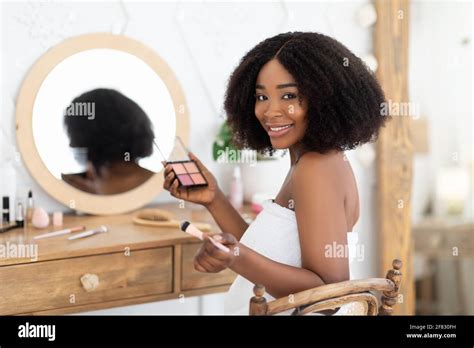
left=190, top=173, right=206, bottom=185
left=172, top=163, right=187, bottom=174
left=184, top=161, right=199, bottom=173
left=177, top=174, right=193, bottom=186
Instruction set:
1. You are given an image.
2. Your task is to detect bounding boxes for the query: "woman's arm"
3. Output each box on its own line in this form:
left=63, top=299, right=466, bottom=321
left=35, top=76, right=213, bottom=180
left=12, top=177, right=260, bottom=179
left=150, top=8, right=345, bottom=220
left=194, top=233, right=326, bottom=299
left=292, top=153, right=350, bottom=285
left=230, top=243, right=326, bottom=298
left=196, top=152, right=350, bottom=299
left=205, top=189, right=249, bottom=241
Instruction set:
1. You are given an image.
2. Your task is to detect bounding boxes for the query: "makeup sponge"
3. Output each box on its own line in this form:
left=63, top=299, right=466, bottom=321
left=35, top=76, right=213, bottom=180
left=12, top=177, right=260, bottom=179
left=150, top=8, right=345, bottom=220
left=32, top=207, right=50, bottom=229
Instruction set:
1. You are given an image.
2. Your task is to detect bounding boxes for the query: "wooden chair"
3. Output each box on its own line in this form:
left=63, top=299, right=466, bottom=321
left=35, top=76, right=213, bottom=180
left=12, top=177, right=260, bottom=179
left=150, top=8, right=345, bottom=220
left=249, top=259, right=402, bottom=315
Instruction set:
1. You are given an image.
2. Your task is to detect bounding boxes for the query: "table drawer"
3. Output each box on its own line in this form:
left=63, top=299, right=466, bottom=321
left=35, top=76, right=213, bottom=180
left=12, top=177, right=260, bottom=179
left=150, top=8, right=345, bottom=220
left=181, top=243, right=236, bottom=291
left=0, top=247, right=172, bottom=315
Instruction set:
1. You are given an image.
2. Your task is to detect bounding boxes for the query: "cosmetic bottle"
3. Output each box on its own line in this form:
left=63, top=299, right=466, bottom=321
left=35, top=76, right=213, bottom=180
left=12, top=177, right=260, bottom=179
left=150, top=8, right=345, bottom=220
left=26, top=190, right=34, bottom=225
left=16, top=203, right=24, bottom=228
left=2, top=196, right=10, bottom=224
left=230, top=166, right=243, bottom=210
left=0, top=201, right=24, bottom=234
left=1, top=159, right=17, bottom=222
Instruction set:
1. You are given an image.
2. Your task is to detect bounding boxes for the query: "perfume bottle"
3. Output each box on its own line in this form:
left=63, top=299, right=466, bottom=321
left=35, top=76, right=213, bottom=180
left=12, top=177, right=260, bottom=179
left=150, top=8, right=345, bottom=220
left=229, top=166, right=243, bottom=209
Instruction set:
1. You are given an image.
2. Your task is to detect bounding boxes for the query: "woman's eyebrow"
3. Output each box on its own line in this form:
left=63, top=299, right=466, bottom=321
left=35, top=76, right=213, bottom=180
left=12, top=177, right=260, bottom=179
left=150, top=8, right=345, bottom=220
left=255, top=83, right=297, bottom=90
left=277, top=83, right=297, bottom=89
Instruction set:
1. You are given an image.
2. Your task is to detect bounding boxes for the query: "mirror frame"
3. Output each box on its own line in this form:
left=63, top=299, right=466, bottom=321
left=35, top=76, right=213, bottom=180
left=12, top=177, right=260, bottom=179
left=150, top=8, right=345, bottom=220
left=16, top=33, right=189, bottom=215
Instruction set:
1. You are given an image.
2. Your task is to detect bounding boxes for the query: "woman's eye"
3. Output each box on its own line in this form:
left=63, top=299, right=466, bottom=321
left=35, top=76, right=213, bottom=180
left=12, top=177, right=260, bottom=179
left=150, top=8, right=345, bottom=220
left=255, top=95, right=267, bottom=102
left=282, top=93, right=297, bottom=100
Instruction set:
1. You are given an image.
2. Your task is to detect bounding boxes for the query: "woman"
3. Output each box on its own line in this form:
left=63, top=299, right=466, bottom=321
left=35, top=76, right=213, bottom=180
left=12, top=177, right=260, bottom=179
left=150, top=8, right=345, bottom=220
left=62, top=88, right=155, bottom=195
left=163, top=32, right=387, bottom=314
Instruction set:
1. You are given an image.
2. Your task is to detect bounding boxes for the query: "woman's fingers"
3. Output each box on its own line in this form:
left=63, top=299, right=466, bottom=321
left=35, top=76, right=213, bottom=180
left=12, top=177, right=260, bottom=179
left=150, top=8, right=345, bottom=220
left=163, top=171, right=175, bottom=191
left=203, top=253, right=225, bottom=272
left=163, top=167, right=188, bottom=200
left=193, top=259, right=207, bottom=273
left=189, top=152, right=216, bottom=185
left=195, top=256, right=215, bottom=273
left=163, top=169, right=182, bottom=198
left=163, top=164, right=173, bottom=177
left=214, top=233, right=238, bottom=246
left=163, top=164, right=185, bottom=199
left=170, top=176, right=180, bottom=197
left=203, top=238, right=230, bottom=260
left=194, top=242, right=232, bottom=273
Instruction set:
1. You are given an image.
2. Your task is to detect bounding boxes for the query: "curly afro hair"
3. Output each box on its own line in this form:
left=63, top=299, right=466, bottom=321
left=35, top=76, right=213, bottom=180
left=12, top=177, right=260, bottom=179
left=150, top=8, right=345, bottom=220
left=224, top=32, right=387, bottom=155
left=64, top=88, right=154, bottom=173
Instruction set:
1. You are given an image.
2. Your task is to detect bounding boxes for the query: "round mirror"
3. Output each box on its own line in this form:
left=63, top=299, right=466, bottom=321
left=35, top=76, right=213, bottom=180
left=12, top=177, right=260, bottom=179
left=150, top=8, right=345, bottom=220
left=16, top=33, right=189, bottom=215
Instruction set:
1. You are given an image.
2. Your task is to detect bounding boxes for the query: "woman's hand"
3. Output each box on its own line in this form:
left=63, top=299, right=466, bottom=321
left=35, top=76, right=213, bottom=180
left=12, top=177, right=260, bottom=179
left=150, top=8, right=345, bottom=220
left=162, top=152, right=219, bottom=206
left=194, top=233, right=239, bottom=273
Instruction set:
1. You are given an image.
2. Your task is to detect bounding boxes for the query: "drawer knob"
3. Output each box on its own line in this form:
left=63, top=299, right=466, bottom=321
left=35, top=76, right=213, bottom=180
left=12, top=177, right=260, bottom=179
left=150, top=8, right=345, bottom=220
left=80, top=273, right=100, bottom=292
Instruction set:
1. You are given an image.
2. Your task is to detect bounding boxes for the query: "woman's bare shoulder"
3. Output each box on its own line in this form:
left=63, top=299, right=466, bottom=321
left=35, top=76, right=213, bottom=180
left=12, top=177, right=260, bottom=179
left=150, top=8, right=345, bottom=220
left=293, top=151, right=344, bottom=183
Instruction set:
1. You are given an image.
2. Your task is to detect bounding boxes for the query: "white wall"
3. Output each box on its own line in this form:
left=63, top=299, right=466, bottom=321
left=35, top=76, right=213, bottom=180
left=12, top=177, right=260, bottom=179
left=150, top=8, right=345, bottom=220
left=408, top=0, right=473, bottom=315
left=1, top=0, right=378, bottom=314
left=409, top=0, right=472, bottom=223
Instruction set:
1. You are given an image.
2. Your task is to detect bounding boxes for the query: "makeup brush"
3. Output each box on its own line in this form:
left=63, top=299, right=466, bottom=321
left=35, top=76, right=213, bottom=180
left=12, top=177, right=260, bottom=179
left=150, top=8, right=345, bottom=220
left=68, top=225, right=108, bottom=240
left=180, top=220, right=230, bottom=253
left=34, top=225, right=86, bottom=240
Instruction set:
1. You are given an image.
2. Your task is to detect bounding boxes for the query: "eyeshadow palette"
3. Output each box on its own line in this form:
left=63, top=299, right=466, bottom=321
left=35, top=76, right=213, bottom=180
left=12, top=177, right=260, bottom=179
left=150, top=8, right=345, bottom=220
left=169, top=160, right=208, bottom=188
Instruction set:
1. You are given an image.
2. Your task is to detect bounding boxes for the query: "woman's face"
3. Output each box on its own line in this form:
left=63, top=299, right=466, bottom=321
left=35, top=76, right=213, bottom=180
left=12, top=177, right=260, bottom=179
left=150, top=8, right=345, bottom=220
left=254, top=59, right=308, bottom=150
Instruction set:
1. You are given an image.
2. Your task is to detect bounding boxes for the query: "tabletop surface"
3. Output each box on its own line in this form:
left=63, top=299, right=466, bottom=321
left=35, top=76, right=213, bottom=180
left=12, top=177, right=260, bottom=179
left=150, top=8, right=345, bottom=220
left=0, top=202, right=223, bottom=266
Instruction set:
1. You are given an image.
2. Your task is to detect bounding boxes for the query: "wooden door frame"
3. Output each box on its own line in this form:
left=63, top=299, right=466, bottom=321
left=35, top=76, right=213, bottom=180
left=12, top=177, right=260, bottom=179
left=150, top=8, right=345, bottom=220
left=374, top=0, right=414, bottom=315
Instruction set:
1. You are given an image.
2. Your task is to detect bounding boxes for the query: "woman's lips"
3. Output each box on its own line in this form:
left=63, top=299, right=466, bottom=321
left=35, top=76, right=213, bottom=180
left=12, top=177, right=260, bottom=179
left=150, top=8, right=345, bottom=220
left=267, top=124, right=294, bottom=138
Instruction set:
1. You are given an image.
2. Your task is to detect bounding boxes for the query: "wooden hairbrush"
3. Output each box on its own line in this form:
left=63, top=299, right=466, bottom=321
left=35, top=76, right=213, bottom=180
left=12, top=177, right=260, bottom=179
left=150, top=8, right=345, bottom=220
left=132, top=208, right=211, bottom=231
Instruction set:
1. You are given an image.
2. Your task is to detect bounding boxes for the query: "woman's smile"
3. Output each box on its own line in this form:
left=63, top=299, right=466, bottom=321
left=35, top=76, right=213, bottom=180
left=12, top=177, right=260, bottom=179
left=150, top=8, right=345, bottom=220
left=266, top=123, right=295, bottom=138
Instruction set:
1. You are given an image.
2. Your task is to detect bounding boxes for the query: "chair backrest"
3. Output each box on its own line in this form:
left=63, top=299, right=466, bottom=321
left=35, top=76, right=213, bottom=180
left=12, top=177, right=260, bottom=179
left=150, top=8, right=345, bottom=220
left=249, top=259, right=402, bottom=315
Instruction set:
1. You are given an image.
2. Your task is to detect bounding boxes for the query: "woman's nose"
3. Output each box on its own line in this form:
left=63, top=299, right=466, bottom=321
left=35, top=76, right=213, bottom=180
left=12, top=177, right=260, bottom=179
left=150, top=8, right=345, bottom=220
left=263, top=100, right=284, bottom=118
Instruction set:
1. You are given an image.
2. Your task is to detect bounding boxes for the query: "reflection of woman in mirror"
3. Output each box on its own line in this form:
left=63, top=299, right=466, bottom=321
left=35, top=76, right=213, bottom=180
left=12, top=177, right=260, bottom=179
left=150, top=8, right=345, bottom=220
left=162, top=32, right=387, bottom=314
left=62, top=88, right=155, bottom=195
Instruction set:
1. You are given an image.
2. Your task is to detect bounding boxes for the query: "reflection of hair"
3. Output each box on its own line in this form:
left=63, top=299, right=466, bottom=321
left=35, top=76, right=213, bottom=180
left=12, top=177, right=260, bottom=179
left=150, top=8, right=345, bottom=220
left=64, top=88, right=154, bottom=172
left=224, top=32, right=387, bottom=155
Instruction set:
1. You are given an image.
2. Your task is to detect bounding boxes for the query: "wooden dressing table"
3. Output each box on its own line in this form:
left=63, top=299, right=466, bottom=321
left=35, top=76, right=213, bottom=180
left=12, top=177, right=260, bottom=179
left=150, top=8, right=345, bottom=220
left=0, top=202, right=241, bottom=315
left=7, top=33, right=244, bottom=315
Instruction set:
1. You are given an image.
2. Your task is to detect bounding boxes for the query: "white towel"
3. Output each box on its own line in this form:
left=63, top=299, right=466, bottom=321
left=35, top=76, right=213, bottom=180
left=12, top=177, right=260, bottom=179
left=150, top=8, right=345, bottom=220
left=224, top=200, right=365, bottom=315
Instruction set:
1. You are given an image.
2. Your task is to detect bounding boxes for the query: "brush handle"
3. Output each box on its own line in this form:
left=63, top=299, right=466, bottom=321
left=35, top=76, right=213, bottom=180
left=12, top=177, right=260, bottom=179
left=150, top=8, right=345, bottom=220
left=0, top=223, right=20, bottom=233
left=34, top=229, right=72, bottom=239
left=68, top=230, right=95, bottom=240
left=207, top=235, right=231, bottom=253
